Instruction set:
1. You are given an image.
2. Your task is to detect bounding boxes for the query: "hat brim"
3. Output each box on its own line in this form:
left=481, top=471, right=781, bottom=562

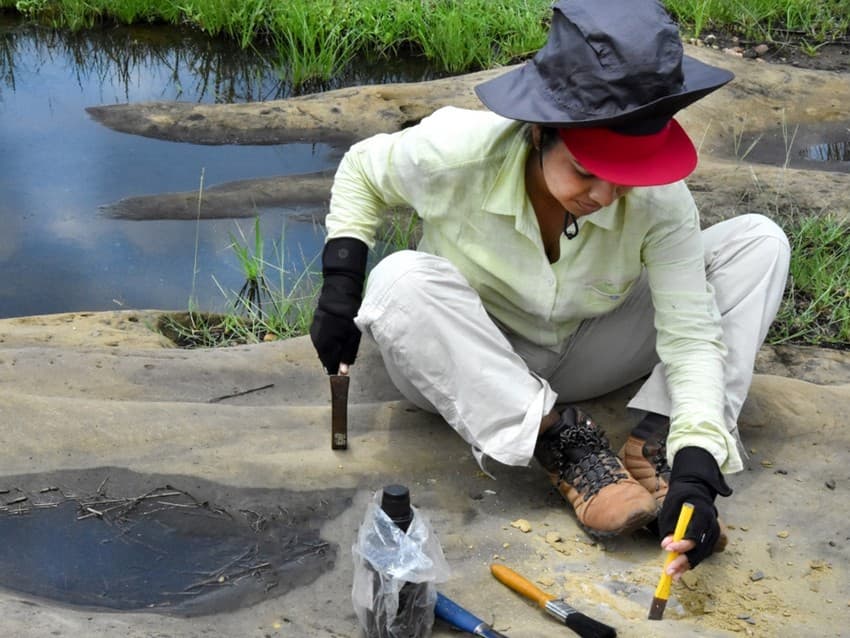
left=562, top=119, right=697, bottom=187
left=474, top=55, right=733, bottom=127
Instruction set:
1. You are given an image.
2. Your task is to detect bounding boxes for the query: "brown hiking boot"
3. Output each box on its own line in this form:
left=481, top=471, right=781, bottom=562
left=619, top=415, right=728, bottom=551
left=534, top=407, right=657, bottom=537
left=618, top=432, right=670, bottom=511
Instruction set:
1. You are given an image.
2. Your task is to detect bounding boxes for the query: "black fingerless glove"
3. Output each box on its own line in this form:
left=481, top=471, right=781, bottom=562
left=658, top=446, right=732, bottom=569
left=310, top=237, right=368, bottom=374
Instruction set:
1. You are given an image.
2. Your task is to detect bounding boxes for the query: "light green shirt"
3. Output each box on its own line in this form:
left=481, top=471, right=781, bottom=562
left=327, top=106, right=741, bottom=473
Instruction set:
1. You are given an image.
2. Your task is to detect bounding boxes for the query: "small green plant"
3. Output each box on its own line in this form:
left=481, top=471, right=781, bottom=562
left=228, top=216, right=271, bottom=316
left=799, top=39, right=828, bottom=57
left=161, top=218, right=321, bottom=348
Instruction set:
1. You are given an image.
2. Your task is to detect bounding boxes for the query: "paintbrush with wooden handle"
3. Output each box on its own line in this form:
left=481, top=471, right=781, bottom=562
left=648, top=501, right=694, bottom=620
left=491, top=564, right=616, bottom=638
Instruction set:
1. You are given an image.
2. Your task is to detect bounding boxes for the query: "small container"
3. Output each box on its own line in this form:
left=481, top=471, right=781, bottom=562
left=352, top=485, right=449, bottom=638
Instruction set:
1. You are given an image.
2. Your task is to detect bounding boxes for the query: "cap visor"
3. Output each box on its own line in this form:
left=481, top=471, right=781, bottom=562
left=566, top=119, right=698, bottom=187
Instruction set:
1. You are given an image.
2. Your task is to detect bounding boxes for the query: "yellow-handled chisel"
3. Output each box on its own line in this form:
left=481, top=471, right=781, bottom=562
left=490, top=564, right=616, bottom=638
left=648, top=501, right=694, bottom=620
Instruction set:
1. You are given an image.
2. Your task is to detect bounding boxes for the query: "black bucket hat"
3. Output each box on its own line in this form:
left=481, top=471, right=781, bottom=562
left=475, top=0, right=734, bottom=128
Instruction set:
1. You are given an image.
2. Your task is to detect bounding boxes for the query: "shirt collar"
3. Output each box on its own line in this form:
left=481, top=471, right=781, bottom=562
left=481, top=130, right=623, bottom=234
left=482, top=135, right=540, bottom=239
left=580, top=201, right=620, bottom=229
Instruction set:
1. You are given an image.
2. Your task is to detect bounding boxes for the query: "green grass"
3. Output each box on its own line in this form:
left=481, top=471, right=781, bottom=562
left=664, top=0, right=850, bottom=42
left=270, top=0, right=364, bottom=88
left=9, top=0, right=847, bottom=86
left=768, top=216, right=850, bottom=349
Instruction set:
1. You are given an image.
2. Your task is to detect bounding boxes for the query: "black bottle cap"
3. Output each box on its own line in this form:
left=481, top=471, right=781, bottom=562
left=381, top=484, right=413, bottom=532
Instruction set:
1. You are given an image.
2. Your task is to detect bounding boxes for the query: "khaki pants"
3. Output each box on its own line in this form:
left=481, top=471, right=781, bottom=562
left=355, top=214, right=790, bottom=468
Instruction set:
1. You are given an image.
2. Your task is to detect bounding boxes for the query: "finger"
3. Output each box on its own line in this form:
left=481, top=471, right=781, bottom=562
left=661, top=536, right=696, bottom=552
left=662, top=539, right=697, bottom=554
left=665, top=554, right=692, bottom=580
left=338, top=363, right=350, bottom=375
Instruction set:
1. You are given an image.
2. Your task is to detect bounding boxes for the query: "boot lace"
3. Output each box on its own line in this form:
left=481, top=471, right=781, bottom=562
left=642, top=434, right=671, bottom=485
left=551, top=411, right=628, bottom=502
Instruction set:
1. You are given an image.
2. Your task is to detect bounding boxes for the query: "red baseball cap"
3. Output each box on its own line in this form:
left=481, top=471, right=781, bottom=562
left=558, top=118, right=697, bottom=187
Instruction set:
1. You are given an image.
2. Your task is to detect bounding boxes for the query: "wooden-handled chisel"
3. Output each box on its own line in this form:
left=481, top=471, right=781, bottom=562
left=490, top=564, right=616, bottom=638
left=435, top=592, right=510, bottom=637
left=329, top=373, right=349, bottom=449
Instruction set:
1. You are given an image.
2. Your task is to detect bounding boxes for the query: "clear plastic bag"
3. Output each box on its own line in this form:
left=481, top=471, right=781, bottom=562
left=352, top=490, right=450, bottom=637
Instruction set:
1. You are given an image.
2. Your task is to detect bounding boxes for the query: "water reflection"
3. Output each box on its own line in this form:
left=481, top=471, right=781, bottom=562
left=0, top=17, right=437, bottom=319
left=1, top=20, right=285, bottom=103
left=802, top=141, right=850, bottom=163
left=0, top=17, right=441, bottom=104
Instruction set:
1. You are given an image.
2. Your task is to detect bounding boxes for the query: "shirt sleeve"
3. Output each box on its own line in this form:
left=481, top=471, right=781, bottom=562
left=325, top=107, right=478, bottom=247
left=641, top=185, right=742, bottom=473
left=325, top=130, right=413, bottom=248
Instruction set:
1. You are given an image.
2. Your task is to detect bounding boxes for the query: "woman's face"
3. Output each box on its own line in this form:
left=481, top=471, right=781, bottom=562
left=539, top=136, right=632, bottom=217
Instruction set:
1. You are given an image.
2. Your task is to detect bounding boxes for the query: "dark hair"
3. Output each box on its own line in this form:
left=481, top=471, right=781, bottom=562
left=539, top=126, right=560, bottom=152
left=524, top=124, right=561, bottom=153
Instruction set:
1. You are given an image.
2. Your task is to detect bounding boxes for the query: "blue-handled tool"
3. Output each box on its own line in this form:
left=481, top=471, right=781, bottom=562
left=435, top=591, right=509, bottom=637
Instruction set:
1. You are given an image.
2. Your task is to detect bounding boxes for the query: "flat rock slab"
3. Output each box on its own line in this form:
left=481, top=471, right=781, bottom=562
left=93, top=44, right=850, bottom=225
left=0, top=311, right=847, bottom=637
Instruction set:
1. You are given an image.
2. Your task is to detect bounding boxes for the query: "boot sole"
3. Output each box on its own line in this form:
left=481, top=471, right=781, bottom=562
left=578, top=508, right=658, bottom=539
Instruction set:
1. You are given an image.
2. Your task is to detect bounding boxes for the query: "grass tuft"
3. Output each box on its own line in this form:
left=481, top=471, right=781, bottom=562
left=768, top=215, right=850, bottom=349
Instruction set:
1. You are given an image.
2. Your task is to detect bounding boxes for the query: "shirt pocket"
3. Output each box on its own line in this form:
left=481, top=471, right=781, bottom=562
left=583, top=278, right=637, bottom=313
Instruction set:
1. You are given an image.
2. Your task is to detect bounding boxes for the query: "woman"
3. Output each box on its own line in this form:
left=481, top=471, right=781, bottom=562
left=310, top=0, right=790, bottom=578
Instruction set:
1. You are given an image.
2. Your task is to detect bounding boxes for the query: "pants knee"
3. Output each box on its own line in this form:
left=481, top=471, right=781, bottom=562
left=740, top=214, right=791, bottom=266
left=707, top=214, right=791, bottom=276
left=364, top=250, right=469, bottom=308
